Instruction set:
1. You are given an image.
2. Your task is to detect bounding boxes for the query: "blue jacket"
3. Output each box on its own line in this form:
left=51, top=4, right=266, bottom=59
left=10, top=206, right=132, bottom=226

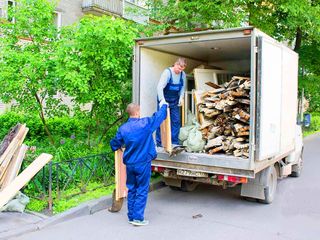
left=110, top=105, right=167, bottom=165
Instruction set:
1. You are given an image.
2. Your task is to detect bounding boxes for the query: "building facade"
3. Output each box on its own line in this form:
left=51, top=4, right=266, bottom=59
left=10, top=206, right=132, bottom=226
left=0, top=0, right=148, bottom=113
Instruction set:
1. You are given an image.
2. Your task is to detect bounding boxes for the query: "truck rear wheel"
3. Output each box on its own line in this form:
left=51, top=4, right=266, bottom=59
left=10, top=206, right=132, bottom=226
left=259, top=165, right=277, bottom=204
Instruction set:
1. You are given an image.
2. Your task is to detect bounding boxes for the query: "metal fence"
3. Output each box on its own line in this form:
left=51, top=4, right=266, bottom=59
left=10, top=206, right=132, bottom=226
left=22, top=153, right=115, bottom=213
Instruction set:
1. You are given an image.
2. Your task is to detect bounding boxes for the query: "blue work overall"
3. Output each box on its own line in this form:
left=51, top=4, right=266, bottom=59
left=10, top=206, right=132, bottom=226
left=110, top=105, right=168, bottom=221
left=156, top=68, right=183, bottom=146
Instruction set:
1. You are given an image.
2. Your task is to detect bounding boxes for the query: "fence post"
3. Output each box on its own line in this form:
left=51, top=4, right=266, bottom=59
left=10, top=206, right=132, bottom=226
left=48, top=161, right=53, bottom=214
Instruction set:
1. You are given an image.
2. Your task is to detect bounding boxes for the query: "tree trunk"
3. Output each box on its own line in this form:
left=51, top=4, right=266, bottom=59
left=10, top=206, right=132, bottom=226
left=294, top=27, right=302, bottom=52
left=98, top=115, right=124, bottom=145
left=34, top=93, right=55, bottom=145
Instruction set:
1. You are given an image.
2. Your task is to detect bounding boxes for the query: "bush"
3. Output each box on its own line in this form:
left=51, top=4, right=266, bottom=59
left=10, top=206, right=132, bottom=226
left=0, top=111, right=114, bottom=162
left=0, top=111, right=45, bottom=141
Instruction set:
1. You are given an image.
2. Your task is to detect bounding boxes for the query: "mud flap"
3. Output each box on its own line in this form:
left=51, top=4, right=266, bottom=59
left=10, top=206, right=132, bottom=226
left=240, top=166, right=272, bottom=200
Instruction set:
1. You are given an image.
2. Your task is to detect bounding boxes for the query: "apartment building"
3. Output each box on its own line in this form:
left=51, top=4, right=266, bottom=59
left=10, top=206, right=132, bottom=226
left=0, top=0, right=148, bottom=27
left=0, top=0, right=148, bottom=113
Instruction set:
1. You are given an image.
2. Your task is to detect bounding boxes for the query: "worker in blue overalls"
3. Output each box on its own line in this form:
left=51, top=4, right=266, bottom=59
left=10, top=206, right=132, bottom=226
left=110, top=101, right=168, bottom=226
left=156, top=57, right=187, bottom=146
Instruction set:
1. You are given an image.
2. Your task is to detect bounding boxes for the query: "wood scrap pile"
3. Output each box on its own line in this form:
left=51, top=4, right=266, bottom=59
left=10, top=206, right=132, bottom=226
left=0, top=123, right=29, bottom=189
left=0, top=124, right=53, bottom=209
left=197, top=76, right=250, bottom=158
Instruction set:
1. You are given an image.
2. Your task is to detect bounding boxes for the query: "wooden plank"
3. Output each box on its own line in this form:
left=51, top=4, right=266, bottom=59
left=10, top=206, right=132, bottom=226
left=0, top=144, right=28, bottom=189
left=160, top=108, right=172, bottom=153
left=0, top=153, right=52, bottom=209
left=181, top=100, right=185, bottom=127
left=115, top=149, right=127, bottom=201
left=0, top=124, right=22, bottom=165
left=205, top=82, right=223, bottom=89
left=0, top=125, right=27, bottom=180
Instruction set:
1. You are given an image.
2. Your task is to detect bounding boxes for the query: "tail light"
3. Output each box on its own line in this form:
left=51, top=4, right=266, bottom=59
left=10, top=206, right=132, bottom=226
left=218, top=175, right=248, bottom=183
left=151, top=166, right=165, bottom=173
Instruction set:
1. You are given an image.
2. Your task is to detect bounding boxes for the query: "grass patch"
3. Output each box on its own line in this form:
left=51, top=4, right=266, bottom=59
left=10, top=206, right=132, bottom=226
left=26, top=175, right=163, bottom=214
left=26, top=182, right=114, bottom=214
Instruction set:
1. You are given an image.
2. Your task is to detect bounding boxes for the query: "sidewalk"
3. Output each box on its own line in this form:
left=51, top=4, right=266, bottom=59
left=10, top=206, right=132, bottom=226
left=0, top=179, right=165, bottom=239
left=0, top=211, right=46, bottom=239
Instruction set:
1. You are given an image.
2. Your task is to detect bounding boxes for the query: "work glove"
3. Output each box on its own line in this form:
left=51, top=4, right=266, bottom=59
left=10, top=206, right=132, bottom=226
left=178, top=97, right=184, bottom=107
left=159, top=99, right=168, bottom=108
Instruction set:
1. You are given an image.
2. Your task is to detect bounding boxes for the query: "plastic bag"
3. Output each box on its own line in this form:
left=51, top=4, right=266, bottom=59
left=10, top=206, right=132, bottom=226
left=179, top=111, right=205, bottom=152
left=0, top=192, right=30, bottom=213
left=185, top=128, right=205, bottom=152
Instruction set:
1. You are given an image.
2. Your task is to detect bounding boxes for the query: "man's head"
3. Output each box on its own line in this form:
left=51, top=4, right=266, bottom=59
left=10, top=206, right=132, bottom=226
left=126, top=103, right=140, bottom=118
left=172, top=57, right=187, bottom=74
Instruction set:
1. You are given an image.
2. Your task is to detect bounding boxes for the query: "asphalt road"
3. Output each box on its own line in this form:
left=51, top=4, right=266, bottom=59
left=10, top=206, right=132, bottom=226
left=11, top=134, right=320, bottom=240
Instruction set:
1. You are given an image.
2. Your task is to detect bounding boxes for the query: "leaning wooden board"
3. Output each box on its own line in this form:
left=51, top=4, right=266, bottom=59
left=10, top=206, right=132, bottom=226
left=0, top=153, right=52, bottom=209
left=1, top=144, right=28, bottom=189
left=160, top=108, right=172, bottom=153
left=115, top=150, right=127, bottom=201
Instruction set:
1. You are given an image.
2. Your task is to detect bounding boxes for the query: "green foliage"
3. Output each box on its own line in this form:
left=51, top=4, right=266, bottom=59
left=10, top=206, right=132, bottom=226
left=299, top=75, right=320, bottom=112
left=26, top=182, right=114, bottom=214
left=145, top=0, right=245, bottom=34
left=0, top=111, right=114, bottom=163
left=55, top=15, right=138, bottom=145
left=52, top=183, right=114, bottom=214
left=26, top=198, right=48, bottom=213
left=0, top=0, right=65, bottom=144
left=299, top=43, right=320, bottom=75
left=303, top=112, right=320, bottom=137
left=0, top=111, right=45, bottom=140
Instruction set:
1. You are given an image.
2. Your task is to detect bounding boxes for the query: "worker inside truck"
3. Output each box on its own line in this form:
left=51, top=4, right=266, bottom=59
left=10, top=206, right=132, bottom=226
left=156, top=57, right=187, bottom=146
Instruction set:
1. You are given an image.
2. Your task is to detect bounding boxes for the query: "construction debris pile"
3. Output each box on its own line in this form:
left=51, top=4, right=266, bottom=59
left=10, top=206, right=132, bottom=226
left=197, top=76, right=251, bottom=158
left=0, top=124, right=52, bottom=210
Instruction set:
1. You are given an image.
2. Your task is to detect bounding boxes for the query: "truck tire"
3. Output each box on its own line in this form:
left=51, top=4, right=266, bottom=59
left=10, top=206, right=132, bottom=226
left=259, top=165, right=277, bottom=204
left=180, top=180, right=199, bottom=192
left=290, top=156, right=303, bottom=178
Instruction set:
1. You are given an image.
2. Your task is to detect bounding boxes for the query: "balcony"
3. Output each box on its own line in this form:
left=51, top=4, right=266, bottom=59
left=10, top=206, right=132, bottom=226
left=82, top=0, right=123, bottom=17
left=123, top=0, right=148, bottom=24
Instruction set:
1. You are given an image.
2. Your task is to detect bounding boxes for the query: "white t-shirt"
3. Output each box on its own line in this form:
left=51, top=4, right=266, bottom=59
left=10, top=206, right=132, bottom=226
left=157, top=67, right=186, bottom=101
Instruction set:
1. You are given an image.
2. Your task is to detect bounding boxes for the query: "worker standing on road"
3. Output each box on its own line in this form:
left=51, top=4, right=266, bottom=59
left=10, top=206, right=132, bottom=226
left=110, top=101, right=168, bottom=226
left=156, top=57, right=187, bottom=146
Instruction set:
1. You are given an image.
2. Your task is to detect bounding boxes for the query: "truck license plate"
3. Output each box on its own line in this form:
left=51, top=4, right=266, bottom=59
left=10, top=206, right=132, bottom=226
left=177, top=169, right=208, bottom=177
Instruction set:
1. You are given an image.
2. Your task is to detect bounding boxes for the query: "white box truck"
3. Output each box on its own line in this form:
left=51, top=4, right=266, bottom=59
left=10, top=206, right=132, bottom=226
left=133, top=27, right=303, bottom=203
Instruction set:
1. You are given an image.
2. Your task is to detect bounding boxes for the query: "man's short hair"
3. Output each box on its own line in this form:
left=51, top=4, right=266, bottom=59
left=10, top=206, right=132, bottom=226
left=174, top=57, right=187, bottom=67
left=126, top=103, right=140, bottom=116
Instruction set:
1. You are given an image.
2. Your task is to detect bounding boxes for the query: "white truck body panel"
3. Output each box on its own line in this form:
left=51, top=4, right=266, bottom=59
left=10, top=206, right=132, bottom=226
left=257, top=37, right=282, bottom=160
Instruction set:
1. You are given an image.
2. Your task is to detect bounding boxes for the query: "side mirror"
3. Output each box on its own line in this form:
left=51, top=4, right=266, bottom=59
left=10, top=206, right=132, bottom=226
left=303, top=113, right=311, bottom=128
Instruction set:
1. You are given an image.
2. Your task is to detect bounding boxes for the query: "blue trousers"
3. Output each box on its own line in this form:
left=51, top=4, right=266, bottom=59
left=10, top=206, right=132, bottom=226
left=126, top=161, right=151, bottom=221
left=156, top=105, right=181, bottom=146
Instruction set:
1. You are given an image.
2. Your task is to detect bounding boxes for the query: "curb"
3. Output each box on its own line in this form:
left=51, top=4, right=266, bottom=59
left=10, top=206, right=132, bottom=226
left=2, top=179, right=165, bottom=239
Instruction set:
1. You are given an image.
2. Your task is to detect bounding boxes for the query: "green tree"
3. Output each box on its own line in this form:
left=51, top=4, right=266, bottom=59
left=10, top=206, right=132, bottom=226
left=145, top=0, right=246, bottom=34
left=0, top=0, right=64, bottom=144
left=56, top=15, right=138, bottom=146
